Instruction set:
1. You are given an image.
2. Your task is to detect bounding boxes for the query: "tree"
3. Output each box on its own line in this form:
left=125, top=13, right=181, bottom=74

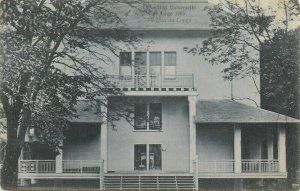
left=0, top=0, right=141, bottom=188
left=260, top=28, right=299, bottom=117
left=184, top=0, right=299, bottom=82
left=260, top=28, right=299, bottom=187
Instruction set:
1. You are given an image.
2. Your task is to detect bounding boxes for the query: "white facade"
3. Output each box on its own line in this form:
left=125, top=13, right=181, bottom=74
left=18, top=1, right=298, bottom=189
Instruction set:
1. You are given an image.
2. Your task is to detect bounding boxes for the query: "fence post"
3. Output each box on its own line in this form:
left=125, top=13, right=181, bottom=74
left=193, top=155, right=199, bottom=190
left=100, top=159, right=104, bottom=189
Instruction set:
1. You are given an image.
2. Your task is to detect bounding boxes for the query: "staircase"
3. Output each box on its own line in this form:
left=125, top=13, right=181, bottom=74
left=104, top=175, right=195, bottom=190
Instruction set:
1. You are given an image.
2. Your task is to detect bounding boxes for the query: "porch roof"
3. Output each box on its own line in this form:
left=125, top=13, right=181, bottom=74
left=68, top=100, right=102, bottom=123
left=195, top=99, right=300, bottom=123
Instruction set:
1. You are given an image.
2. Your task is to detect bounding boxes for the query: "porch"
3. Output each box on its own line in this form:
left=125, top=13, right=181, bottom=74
left=192, top=99, right=300, bottom=179
left=18, top=159, right=284, bottom=178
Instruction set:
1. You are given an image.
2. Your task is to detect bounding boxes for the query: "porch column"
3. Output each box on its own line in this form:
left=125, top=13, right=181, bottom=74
left=188, top=96, right=197, bottom=173
left=100, top=101, right=108, bottom=173
left=146, top=51, right=150, bottom=88
left=234, top=124, right=242, bottom=173
left=278, top=125, right=286, bottom=173
left=131, top=51, right=135, bottom=86
left=267, top=127, right=274, bottom=160
left=55, top=142, right=63, bottom=173
left=161, top=51, right=164, bottom=87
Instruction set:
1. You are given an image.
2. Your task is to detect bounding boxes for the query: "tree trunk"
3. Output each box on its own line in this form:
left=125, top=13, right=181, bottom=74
left=1, top=145, right=20, bottom=189
left=1, top=116, right=22, bottom=189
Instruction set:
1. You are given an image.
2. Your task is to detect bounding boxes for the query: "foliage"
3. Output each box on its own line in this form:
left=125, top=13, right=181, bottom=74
left=0, top=0, right=141, bottom=188
left=184, top=0, right=299, bottom=81
left=260, top=29, right=299, bottom=117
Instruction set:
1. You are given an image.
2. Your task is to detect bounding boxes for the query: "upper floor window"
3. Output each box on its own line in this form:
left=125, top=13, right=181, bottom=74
left=149, top=52, right=162, bottom=75
left=120, top=52, right=132, bottom=78
left=119, top=51, right=176, bottom=78
left=134, top=103, right=162, bottom=131
left=135, top=52, right=147, bottom=75
left=164, top=52, right=176, bottom=78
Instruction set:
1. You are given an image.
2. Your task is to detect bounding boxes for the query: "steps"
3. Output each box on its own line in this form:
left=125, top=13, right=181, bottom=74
left=104, top=175, right=195, bottom=190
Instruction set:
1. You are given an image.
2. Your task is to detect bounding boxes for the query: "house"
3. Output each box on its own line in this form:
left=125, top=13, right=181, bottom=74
left=18, top=0, right=300, bottom=190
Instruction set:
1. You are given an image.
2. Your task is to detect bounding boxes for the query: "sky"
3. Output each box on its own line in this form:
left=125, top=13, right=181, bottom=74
left=208, top=0, right=300, bottom=29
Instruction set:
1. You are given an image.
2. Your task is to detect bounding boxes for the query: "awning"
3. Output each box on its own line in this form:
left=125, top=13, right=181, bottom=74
left=195, top=99, right=300, bottom=123
left=68, top=100, right=102, bottom=123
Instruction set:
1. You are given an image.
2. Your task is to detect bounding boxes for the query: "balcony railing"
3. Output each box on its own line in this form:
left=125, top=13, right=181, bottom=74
left=107, top=75, right=194, bottom=88
left=198, top=160, right=234, bottom=173
left=63, top=160, right=100, bottom=173
left=19, top=160, right=56, bottom=173
left=198, top=160, right=279, bottom=174
left=242, top=159, right=279, bottom=173
left=19, top=160, right=100, bottom=174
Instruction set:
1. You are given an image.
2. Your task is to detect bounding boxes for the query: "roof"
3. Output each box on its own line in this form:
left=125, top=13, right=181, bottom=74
left=69, top=101, right=102, bottom=123
left=195, top=99, right=300, bottom=123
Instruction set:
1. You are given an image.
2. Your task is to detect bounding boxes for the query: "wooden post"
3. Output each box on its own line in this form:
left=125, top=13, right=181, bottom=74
left=131, top=51, right=135, bottom=87
left=100, top=159, right=104, bottom=189
left=267, top=127, right=274, bottom=160
left=101, top=101, right=108, bottom=173
left=278, top=125, right=286, bottom=173
left=234, top=124, right=242, bottom=173
left=188, top=96, right=197, bottom=173
left=161, top=51, right=164, bottom=88
left=146, top=51, right=150, bottom=88
left=55, top=142, right=63, bottom=173
left=194, top=155, right=199, bottom=190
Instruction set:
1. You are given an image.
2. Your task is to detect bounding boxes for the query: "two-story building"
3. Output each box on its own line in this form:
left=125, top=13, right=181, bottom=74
left=18, top=0, right=300, bottom=190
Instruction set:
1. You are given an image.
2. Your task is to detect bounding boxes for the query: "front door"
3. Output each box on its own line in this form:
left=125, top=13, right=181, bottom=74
left=134, top=144, right=162, bottom=171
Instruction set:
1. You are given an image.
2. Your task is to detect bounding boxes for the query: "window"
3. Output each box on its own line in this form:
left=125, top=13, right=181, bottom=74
left=134, top=52, right=147, bottom=75
left=164, top=52, right=176, bottom=78
left=149, top=103, right=162, bottom=130
left=120, top=51, right=176, bottom=78
left=149, top=144, right=162, bottom=170
left=134, top=144, right=147, bottom=171
left=134, top=103, right=147, bottom=130
left=120, top=52, right=132, bottom=78
left=134, top=103, right=162, bottom=130
left=149, top=52, right=161, bottom=75
left=134, top=144, right=162, bottom=171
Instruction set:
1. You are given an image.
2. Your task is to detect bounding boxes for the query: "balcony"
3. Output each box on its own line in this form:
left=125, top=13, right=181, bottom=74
left=18, top=160, right=102, bottom=179
left=107, top=75, right=194, bottom=89
left=195, top=159, right=285, bottom=178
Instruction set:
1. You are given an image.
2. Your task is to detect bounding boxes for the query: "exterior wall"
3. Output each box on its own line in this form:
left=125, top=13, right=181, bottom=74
left=99, top=30, right=260, bottom=106
left=196, top=124, right=234, bottom=160
left=63, top=123, right=101, bottom=160
left=107, top=96, right=190, bottom=172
